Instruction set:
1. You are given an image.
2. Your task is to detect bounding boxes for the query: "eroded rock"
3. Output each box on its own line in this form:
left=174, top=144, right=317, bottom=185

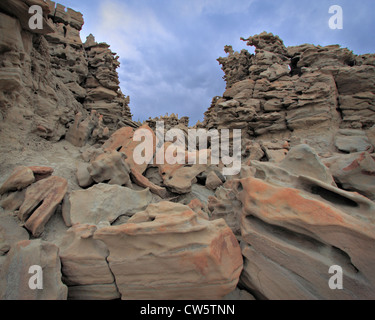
left=0, top=239, right=68, bottom=300
left=62, top=183, right=153, bottom=226
left=94, top=201, right=243, bottom=300
left=18, top=176, right=68, bottom=237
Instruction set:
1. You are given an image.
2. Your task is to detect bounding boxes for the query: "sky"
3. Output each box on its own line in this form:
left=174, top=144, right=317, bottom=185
left=59, top=0, right=375, bottom=125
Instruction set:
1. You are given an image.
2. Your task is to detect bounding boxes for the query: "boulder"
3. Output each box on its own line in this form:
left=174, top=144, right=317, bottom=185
left=58, top=224, right=120, bottom=300
left=18, top=176, right=68, bottom=237
left=94, top=201, right=243, bottom=300
left=280, top=144, right=336, bottom=186
left=206, top=171, right=224, bottom=190
left=335, top=130, right=374, bottom=153
left=323, top=152, right=375, bottom=200
left=87, top=151, right=131, bottom=187
left=0, top=166, right=35, bottom=195
left=237, top=177, right=375, bottom=299
left=62, top=183, right=153, bottom=226
left=76, top=162, right=94, bottom=188
left=28, top=166, right=54, bottom=182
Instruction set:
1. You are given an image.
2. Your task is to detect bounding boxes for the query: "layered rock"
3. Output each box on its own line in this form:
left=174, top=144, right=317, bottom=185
left=205, top=31, right=375, bottom=154
left=0, top=239, right=67, bottom=300
left=19, top=176, right=68, bottom=237
left=62, top=183, right=153, bottom=226
left=58, top=224, right=120, bottom=300
left=0, top=0, right=135, bottom=146
left=83, top=34, right=136, bottom=129
left=238, top=176, right=375, bottom=300
left=0, top=166, right=68, bottom=237
left=94, top=201, right=243, bottom=300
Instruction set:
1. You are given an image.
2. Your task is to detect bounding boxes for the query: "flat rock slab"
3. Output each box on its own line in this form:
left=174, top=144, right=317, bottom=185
left=19, top=176, right=68, bottom=237
left=62, top=183, right=153, bottom=226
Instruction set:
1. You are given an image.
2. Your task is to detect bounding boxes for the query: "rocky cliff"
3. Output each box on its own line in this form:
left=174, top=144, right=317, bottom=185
left=0, top=0, right=136, bottom=146
left=206, top=32, right=375, bottom=159
left=1, top=1, right=375, bottom=301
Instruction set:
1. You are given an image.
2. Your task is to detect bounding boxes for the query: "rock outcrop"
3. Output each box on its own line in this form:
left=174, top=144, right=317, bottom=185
left=0, top=0, right=135, bottom=147
left=206, top=31, right=375, bottom=156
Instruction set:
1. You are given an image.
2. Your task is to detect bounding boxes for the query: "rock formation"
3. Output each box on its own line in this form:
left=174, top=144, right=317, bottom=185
left=94, top=201, right=243, bottom=300
left=0, top=0, right=136, bottom=147
left=0, top=1, right=375, bottom=301
left=206, top=31, right=375, bottom=158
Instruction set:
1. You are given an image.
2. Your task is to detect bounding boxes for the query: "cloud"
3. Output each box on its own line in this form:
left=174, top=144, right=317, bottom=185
left=96, top=0, right=175, bottom=61
left=178, top=0, right=255, bottom=16
left=75, top=0, right=375, bottom=125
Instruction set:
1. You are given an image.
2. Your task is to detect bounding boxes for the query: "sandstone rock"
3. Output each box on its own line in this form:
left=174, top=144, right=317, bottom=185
left=94, top=201, right=243, bottom=300
left=0, top=190, right=26, bottom=211
left=76, top=162, right=94, bottom=188
left=0, top=0, right=54, bottom=35
left=208, top=185, right=243, bottom=240
left=243, top=140, right=265, bottom=161
left=0, top=67, right=23, bottom=92
left=129, top=168, right=168, bottom=198
left=242, top=32, right=288, bottom=55
left=19, top=176, right=68, bottom=237
left=190, top=184, right=216, bottom=206
left=58, top=224, right=120, bottom=300
left=29, top=166, right=54, bottom=182
left=237, top=177, right=375, bottom=299
left=0, top=12, right=24, bottom=53
left=206, top=171, right=224, bottom=190
left=367, top=126, right=375, bottom=146
left=217, top=48, right=253, bottom=89
left=0, top=166, right=35, bottom=195
left=323, top=152, right=375, bottom=200
left=103, top=125, right=156, bottom=174
left=263, top=148, right=288, bottom=163
left=160, top=163, right=207, bottom=194
left=62, top=183, right=153, bottom=226
left=0, top=239, right=67, bottom=300
left=87, top=151, right=131, bottom=187
left=280, top=144, right=336, bottom=186
left=66, top=111, right=110, bottom=148
left=81, top=145, right=105, bottom=163
left=157, top=146, right=209, bottom=194
left=0, top=212, right=29, bottom=256
left=335, top=130, right=374, bottom=153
